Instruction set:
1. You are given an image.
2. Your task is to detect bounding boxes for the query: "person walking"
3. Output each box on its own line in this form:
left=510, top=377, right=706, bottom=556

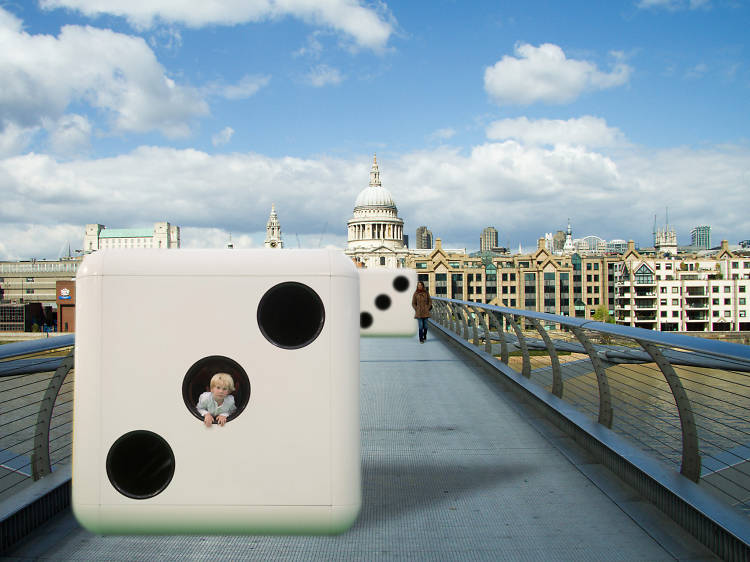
left=412, top=281, right=432, bottom=343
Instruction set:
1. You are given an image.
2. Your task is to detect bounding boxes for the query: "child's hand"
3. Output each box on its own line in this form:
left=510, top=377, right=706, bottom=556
left=217, top=415, right=228, bottom=426
left=204, top=414, right=214, bottom=427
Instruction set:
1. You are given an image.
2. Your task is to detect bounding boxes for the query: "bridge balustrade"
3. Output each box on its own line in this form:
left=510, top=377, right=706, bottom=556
left=432, top=297, right=750, bottom=558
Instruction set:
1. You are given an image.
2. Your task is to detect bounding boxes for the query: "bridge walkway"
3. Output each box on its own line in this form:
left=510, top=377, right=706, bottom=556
left=4, top=334, right=716, bottom=560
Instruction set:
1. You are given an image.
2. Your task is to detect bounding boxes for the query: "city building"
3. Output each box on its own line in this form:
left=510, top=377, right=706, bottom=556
left=691, top=225, right=711, bottom=249
left=345, top=155, right=410, bottom=268
left=416, top=226, right=433, bottom=249
left=614, top=240, right=750, bottom=331
left=264, top=205, right=283, bottom=249
left=0, top=257, right=81, bottom=331
left=480, top=227, right=498, bottom=252
left=83, top=221, right=180, bottom=252
left=406, top=238, right=620, bottom=320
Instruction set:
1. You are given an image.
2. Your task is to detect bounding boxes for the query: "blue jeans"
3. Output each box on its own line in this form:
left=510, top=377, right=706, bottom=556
left=417, top=318, right=429, bottom=341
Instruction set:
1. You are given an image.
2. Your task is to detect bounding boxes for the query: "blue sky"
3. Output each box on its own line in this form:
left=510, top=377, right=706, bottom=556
left=1, top=0, right=748, bottom=259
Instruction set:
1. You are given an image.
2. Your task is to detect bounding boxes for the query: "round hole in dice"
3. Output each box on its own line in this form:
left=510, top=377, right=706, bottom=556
left=360, top=311, right=373, bottom=328
left=375, top=294, right=391, bottom=310
left=257, top=282, right=325, bottom=349
left=182, top=356, right=251, bottom=424
left=393, top=275, right=410, bottom=292
left=106, top=430, right=175, bottom=499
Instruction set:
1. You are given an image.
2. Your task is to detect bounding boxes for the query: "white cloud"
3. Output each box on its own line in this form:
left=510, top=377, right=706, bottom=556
left=685, top=63, right=708, bottom=79
left=0, top=7, right=208, bottom=142
left=206, top=75, right=271, bottom=100
left=636, top=0, right=711, bottom=10
left=428, top=128, right=456, bottom=142
left=46, top=114, right=92, bottom=156
left=486, top=116, right=626, bottom=148
left=212, top=126, right=234, bottom=147
left=306, top=64, right=343, bottom=87
left=1, top=141, right=748, bottom=260
left=484, top=43, right=632, bottom=106
left=0, top=121, right=39, bottom=157
left=39, top=0, right=395, bottom=52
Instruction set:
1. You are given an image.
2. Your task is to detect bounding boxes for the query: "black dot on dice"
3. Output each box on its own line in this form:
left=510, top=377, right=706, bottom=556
left=393, top=275, right=410, bottom=292
left=375, top=294, right=391, bottom=310
left=360, top=312, right=373, bottom=328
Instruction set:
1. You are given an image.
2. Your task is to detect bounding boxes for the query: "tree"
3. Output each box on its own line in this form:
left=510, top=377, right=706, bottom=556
left=592, top=306, right=615, bottom=324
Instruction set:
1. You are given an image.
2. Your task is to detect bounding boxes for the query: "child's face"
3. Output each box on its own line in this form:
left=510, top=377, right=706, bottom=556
left=211, top=384, right=230, bottom=402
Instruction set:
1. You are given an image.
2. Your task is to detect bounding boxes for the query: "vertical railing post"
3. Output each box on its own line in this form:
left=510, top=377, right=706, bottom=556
left=637, top=340, right=701, bottom=482
left=491, top=311, right=510, bottom=365
left=505, top=313, right=531, bottom=378
left=530, top=318, right=563, bottom=398
left=32, top=349, right=74, bottom=480
left=571, top=327, right=613, bottom=428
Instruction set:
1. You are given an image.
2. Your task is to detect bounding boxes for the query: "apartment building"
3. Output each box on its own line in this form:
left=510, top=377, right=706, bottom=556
left=614, top=240, right=750, bottom=331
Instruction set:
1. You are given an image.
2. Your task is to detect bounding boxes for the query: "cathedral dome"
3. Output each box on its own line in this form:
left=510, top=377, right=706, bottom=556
left=353, top=155, right=397, bottom=211
left=354, top=184, right=396, bottom=209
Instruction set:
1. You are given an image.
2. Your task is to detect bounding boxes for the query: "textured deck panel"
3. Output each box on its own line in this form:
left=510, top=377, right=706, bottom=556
left=6, top=335, right=701, bottom=561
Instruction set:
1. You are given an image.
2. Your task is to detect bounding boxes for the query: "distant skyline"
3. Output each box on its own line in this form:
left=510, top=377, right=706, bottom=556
left=1, top=1, right=748, bottom=260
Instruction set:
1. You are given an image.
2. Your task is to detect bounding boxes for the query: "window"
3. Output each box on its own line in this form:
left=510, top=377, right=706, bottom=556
left=510, top=273, right=516, bottom=281
left=713, top=311, right=720, bottom=317
left=732, top=262, right=739, bottom=269
left=672, top=288, right=679, bottom=293
left=740, top=286, right=746, bottom=293
left=594, top=275, right=599, bottom=282
left=502, top=286, right=508, bottom=294
left=25, top=289, right=34, bottom=294
left=510, top=286, right=516, bottom=294
left=660, top=311, right=667, bottom=317
left=594, top=298, right=599, bottom=304
left=510, top=299, right=516, bottom=306
left=416, top=262, right=427, bottom=269
left=586, top=275, right=592, bottom=282
left=26, top=277, right=34, bottom=282
left=672, top=299, right=679, bottom=305
left=380, top=257, right=385, bottom=266
left=660, top=287, right=667, bottom=294
left=586, top=298, right=592, bottom=305
left=725, top=298, right=731, bottom=305
left=713, top=286, right=719, bottom=293
left=586, top=263, right=592, bottom=270
left=740, top=298, right=746, bottom=305
left=665, top=263, right=672, bottom=270
left=741, top=311, right=747, bottom=318
left=660, top=299, right=667, bottom=305
left=725, top=286, right=731, bottom=293
left=656, top=264, right=661, bottom=270
left=672, top=311, right=679, bottom=317
left=713, top=298, right=719, bottom=305
left=502, top=273, right=508, bottom=281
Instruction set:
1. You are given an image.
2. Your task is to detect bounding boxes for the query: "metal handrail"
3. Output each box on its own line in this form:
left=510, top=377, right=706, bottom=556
left=431, top=297, right=750, bottom=491
left=0, top=337, right=75, bottom=502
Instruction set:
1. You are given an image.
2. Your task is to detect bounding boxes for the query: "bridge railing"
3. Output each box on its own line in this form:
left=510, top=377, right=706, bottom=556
left=0, top=335, right=75, bottom=503
left=431, top=298, right=750, bottom=517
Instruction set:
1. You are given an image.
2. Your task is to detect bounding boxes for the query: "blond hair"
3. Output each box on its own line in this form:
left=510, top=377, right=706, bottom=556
left=210, top=372, right=235, bottom=392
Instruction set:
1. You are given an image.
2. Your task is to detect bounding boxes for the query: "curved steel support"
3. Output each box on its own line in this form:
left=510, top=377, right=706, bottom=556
left=530, top=318, right=563, bottom=398
left=637, top=340, right=702, bottom=482
left=32, top=349, right=74, bottom=480
left=458, top=305, right=470, bottom=340
left=472, top=306, right=492, bottom=354
left=505, top=314, right=531, bottom=378
left=490, top=311, right=510, bottom=364
left=464, top=305, right=480, bottom=347
left=571, top=327, right=613, bottom=428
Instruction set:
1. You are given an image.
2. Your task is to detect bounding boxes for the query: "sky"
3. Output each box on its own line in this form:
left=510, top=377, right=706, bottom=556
left=1, top=0, right=749, bottom=260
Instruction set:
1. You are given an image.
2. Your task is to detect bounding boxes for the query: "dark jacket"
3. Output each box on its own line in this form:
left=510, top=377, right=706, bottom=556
left=412, top=289, right=431, bottom=319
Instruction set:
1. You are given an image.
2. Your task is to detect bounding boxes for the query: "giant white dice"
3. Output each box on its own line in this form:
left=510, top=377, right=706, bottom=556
left=359, top=268, right=417, bottom=337
left=73, top=249, right=361, bottom=534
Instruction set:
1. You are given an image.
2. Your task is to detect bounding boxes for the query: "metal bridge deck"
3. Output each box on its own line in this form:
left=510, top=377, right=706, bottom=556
left=5, top=335, right=715, bottom=560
